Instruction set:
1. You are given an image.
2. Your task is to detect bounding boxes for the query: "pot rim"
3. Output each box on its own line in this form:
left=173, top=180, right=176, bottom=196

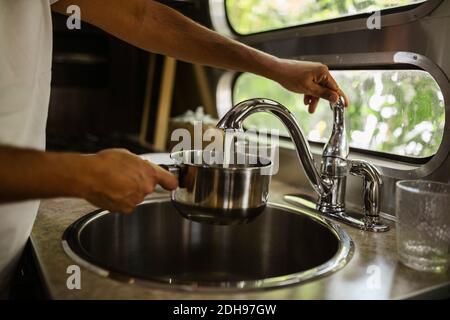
left=170, top=150, right=273, bottom=172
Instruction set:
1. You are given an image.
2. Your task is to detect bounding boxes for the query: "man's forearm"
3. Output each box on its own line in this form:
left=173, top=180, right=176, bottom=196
left=53, top=0, right=282, bottom=82
left=0, top=146, right=86, bottom=203
left=132, top=1, right=280, bottom=79
left=52, top=0, right=346, bottom=112
left=0, top=146, right=178, bottom=212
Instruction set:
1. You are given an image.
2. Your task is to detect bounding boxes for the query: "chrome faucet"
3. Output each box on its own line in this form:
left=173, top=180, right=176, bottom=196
left=217, top=98, right=389, bottom=232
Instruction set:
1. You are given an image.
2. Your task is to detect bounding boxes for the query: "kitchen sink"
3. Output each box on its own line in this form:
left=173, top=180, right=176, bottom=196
left=62, top=198, right=353, bottom=291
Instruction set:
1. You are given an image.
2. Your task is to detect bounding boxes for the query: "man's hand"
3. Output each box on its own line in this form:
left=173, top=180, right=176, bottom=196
left=0, top=146, right=178, bottom=214
left=78, top=149, right=178, bottom=213
left=272, top=60, right=349, bottom=113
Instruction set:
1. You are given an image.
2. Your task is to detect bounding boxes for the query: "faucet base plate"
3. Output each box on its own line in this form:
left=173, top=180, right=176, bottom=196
left=284, top=194, right=390, bottom=233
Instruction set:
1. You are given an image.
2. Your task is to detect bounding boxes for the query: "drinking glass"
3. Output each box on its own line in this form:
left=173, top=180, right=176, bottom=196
left=396, top=180, right=450, bottom=273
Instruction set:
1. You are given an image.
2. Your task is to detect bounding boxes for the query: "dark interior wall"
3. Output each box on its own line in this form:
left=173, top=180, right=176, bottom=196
left=47, top=1, right=214, bottom=151
left=172, top=63, right=213, bottom=116
left=48, top=13, right=149, bottom=138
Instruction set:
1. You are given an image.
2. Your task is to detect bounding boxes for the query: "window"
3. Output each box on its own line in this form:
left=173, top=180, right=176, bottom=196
left=226, top=0, right=426, bottom=35
left=233, top=70, right=445, bottom=158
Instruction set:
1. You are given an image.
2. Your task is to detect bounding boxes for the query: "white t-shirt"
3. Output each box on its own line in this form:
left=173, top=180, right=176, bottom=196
left=0, top=0, right=55, bottom=297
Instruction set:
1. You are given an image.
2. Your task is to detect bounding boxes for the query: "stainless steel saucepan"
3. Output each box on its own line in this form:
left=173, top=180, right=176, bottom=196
left=161, top=150, right=272, bottom=225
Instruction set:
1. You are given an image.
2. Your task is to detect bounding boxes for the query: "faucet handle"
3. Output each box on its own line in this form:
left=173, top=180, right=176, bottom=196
left=349, top=159, right=390, bottom=232
left=330, top=96, right=346, bottom=110
left=322, top=96, right=348, bottom=160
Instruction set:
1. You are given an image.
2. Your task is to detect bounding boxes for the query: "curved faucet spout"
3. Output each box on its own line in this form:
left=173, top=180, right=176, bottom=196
left=217, top=98, right=332, bottom=197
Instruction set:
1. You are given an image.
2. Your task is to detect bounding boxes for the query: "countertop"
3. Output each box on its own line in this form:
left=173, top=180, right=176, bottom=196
left=31, top=180, right=450, bottom=299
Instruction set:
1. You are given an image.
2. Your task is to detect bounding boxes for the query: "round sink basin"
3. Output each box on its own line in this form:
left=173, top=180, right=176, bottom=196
left=62, top=198, right=353, bottom=291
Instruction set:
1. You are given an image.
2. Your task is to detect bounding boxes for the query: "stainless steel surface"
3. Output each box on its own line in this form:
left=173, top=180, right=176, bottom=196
left=162, top=150, right=272, bottom=225
left=349, top=160, right=383, bottom=218
left=217, top=98, right=332, bottom=197
left=34, top=181, right=450, bottom=299
left=217, top=98, right=389, bottom=231
left=317, top=98, right=349, bottom=214
left=62, top=197, right=353, bottom=291
left=215, top=0, right=450, bottom=218
left=318, top=100, right=388, bottom=231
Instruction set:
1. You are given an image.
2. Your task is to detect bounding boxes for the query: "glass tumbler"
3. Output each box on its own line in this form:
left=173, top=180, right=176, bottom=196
left=396, top=180, right=450, bottom=273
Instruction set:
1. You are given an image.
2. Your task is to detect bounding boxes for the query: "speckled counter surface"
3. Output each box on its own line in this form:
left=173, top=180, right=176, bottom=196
left=31, top=180, right=450, bottom=300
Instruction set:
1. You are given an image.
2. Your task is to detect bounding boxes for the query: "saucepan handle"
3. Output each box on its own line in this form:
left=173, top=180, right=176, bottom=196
left=160, top=164, right=188, bottom=189
left=159, top=164, right=181, bottom=176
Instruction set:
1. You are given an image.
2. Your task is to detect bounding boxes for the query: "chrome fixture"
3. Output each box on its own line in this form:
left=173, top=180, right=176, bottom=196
left=217, top=98, right=389, bottom=232
left=63, top=198, right=353, bottom=290
left=162, top=150, right=272, bottom=225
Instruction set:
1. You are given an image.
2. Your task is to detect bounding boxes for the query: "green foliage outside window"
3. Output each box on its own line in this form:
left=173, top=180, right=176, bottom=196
left=234, top=70, right=444, bottom=158
left=226, top=0, right=425, bottom=35
left=226, top=0, right=443, bottom=158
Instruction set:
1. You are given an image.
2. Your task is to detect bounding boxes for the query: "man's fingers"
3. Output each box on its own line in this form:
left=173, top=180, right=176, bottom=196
left=339, top=90, right=350, bottom=107
left=324, top=75, right=349, bottom=107
left=319, top=72, right=339, bottom=91
left=304, top=95, right=312, bottom=106
left=310, top=83, right=339, bottom=104
left=308, top=97, right=319, bottom=114
left=141, top=161, right=179, bottom=192
left=152, top=164, right=179, bottom=190
left=304, top=94, right=318, bottom=113
left=318, top=72, right=350, bottom=107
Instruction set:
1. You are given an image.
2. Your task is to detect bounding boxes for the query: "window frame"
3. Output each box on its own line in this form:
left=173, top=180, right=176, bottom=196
left=216, top=51, right=450, bottom=180
left=210, top=0, right=442, bottom=39
left=223, top=0, right=427, bottom=36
